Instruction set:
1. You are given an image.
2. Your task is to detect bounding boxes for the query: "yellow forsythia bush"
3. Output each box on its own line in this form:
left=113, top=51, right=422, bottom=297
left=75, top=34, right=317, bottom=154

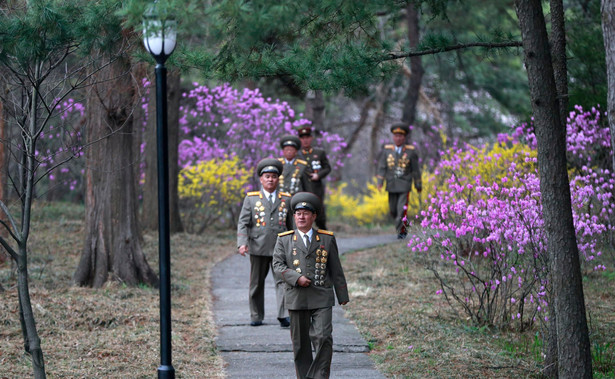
left=327, top=137, right=535, bottom=228
left=423, top=139, right=536, bottom=199
left=327, top=180, right=389, bottom=226
left=410, top=139, right=535, bottom=223
left=178, top=156, right=251, bottom=231
left=406, top=170, right=436, bottom=220
left=326, top=183, right=360, bottom=222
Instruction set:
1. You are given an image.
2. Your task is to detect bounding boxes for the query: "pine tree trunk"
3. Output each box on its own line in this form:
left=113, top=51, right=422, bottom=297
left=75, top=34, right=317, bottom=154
left=544, top=2, right=568, bottom=376
left=401, top=3, right=424, bottom=127
left=0, top=100, right=7, bottom=265
left=550, top=0, right=568, bottom=122
left=514, top=1, right=593, bottom=377
left=74, top=52, right=158, bottom=288
left=602, top=0, right=615, bottom=174
left=141, top=69, right=183, bottom=233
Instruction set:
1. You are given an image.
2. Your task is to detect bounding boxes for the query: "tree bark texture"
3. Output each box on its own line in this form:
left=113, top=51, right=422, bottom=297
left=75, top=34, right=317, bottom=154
left=141, top=69, right=183, bottom=233
left=549, top=0, right=569, bottom=128
left=0, top=101, right=7, bottom=265
left=514, top=1, right=593, bottom=378
left=545, top=2, right=568, bottom=376
left=18, top=245, right=46, bottom=378
left=131, top=62, right=148, bottom=236
left=401, top=2, right=424, bottom=127
left=602, top=0, right=615, bottom=173
left=74, top=53, right=158, bottom=288
left=371, top=81, right=391, bottom=178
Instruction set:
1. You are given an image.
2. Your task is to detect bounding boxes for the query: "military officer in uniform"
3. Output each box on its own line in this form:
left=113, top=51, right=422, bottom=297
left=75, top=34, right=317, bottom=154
left=376, top=122, right=422, bottom=239
left=297, top=127, right=331, bottom=229
left=273, top=192, right=349, bottom=379
left=278, top=135, right=312, bottom=196
left=237, top=158, right=293, bottom=327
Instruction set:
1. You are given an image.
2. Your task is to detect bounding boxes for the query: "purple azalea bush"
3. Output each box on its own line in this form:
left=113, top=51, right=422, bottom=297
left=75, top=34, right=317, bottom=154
left=38, top=82, right=349, bottom=207
left=408, top=106, right=613, bottom=329
left=174, top=82, right=348, bottom=191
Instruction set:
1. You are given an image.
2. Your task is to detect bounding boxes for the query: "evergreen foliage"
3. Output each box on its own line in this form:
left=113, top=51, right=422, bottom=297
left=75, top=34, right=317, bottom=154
left=566, top=0, right=607, bottom=109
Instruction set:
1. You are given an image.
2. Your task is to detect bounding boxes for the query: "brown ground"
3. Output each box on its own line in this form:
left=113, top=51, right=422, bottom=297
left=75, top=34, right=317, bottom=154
left=1, top=203, right=230, bottom=378
left=341, top=239, right=615, bottom=378
left=1, top=203, right=613, bottom=378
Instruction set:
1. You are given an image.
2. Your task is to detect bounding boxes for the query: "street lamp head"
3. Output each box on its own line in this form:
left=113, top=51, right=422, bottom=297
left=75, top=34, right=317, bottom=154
left=143, top=2, right=177, bottom=63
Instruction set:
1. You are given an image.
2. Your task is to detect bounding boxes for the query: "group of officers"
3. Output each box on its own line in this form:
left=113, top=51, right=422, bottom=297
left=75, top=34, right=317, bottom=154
left=236, top=123, right=421, bottom=379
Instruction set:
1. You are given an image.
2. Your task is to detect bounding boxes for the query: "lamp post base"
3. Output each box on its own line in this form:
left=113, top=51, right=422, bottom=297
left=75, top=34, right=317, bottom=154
left=158, top=365, right=175, bottom=379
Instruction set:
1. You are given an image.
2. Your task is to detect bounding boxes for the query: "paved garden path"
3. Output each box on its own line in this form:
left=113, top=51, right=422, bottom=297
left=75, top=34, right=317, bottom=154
left=212, top=233, right=397, bottom=378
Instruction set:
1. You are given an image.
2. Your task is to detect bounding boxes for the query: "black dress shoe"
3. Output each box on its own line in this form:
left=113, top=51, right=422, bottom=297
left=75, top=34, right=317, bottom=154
left=278, top=317, right=290, bottom=328
left=397, top=233, right=407, bottom=240
left=250, top=320, right=263, bottom=326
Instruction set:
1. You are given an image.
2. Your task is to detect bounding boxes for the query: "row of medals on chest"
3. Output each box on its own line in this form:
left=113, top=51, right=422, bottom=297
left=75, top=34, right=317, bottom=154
left=293, top=246, right=328, bottom=286
left=254, top=199, right=288, bottom=227
left=387, top=152, right=410, bottom=169
left=308, top=159, right=322, bottom=171
left=279, top=169, right=301, bottom=192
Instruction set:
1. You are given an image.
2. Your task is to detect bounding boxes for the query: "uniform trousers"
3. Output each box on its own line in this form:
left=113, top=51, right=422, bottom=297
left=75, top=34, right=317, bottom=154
left=289, top=307, right=333, bottom=379
left=249, top=255, right=287, bottom=322
left=388, top=191, right=410, bottom=234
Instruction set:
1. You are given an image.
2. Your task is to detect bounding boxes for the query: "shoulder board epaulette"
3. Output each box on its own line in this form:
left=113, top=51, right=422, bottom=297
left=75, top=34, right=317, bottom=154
left=278, top=230, right=295, bottom=237
left=277, top=157, right=285, bottom=162
left=247, top=191, right=260, bottom=196
left=296, top=159, right=308, bottom=165
left=317, top=229, right=334, bottom=236
left=405, top=145, right=415, bottom=150
left=384, top=144, right=395, bottom=149
left=280, top=192, right=292, bottom=197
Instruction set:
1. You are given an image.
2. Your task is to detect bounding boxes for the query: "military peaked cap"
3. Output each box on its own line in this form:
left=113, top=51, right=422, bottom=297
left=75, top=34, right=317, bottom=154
left=256, top=158, right=283, bottom=176
left=280, top=135, right=301, bottom=150
left=390, top=122, right=410, bottom=135
left=297, top=126, right=312, bottom=137
left=291, top=192, right=321, bottom=214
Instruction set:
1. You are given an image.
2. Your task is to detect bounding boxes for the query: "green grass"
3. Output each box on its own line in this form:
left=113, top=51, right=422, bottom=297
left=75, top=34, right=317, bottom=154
left=592, top=340, right=615, bottom=377
left=30, top=201, right=85, bottom=222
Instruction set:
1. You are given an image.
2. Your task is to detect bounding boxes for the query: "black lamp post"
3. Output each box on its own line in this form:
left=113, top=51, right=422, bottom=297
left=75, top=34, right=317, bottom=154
left=143, top=4, right=177, bottom=379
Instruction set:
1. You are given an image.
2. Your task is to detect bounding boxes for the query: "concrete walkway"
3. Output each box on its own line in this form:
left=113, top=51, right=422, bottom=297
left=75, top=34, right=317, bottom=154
left=212, top=234, right=397, bottom=378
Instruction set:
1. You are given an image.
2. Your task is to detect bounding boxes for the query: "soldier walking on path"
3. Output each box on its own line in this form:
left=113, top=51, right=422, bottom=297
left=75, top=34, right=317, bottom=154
left=278, top=135, right=312, bottom=196
left=376, top=123, right=422, bottom=239
left=297, top=127, right=331, bottom=229
left=273, top=192, right=349, bottom=379
left=237, top=158, right=293, bottom=328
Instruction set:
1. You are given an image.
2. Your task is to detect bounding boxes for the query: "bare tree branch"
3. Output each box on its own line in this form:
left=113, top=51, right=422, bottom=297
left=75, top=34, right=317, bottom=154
left=381, top=41, right=523, bottom=61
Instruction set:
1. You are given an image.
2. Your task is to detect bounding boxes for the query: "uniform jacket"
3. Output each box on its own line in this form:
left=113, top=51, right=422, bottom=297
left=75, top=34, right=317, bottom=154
left=278, top=158, right=312, bottom=196
left=376, top=144, right=422, bottom=193
left=273, top=229, right=349, bottom=310
left=237, top=189, right=293, bottom=257
left=297, top=147, right=331, bottom=199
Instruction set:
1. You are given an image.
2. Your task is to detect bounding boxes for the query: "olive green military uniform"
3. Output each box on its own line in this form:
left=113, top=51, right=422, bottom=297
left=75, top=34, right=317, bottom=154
left=297, top=146, right=331, bottom=229
left=279, top=135, right=313, bottom=196
left=278, top=157, right=311, bottom=196
left=237, top=189, right=293, bottom=323
left=273, top=192, right=349, bottom=379
left=376, top=127, right=422, bottom=237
